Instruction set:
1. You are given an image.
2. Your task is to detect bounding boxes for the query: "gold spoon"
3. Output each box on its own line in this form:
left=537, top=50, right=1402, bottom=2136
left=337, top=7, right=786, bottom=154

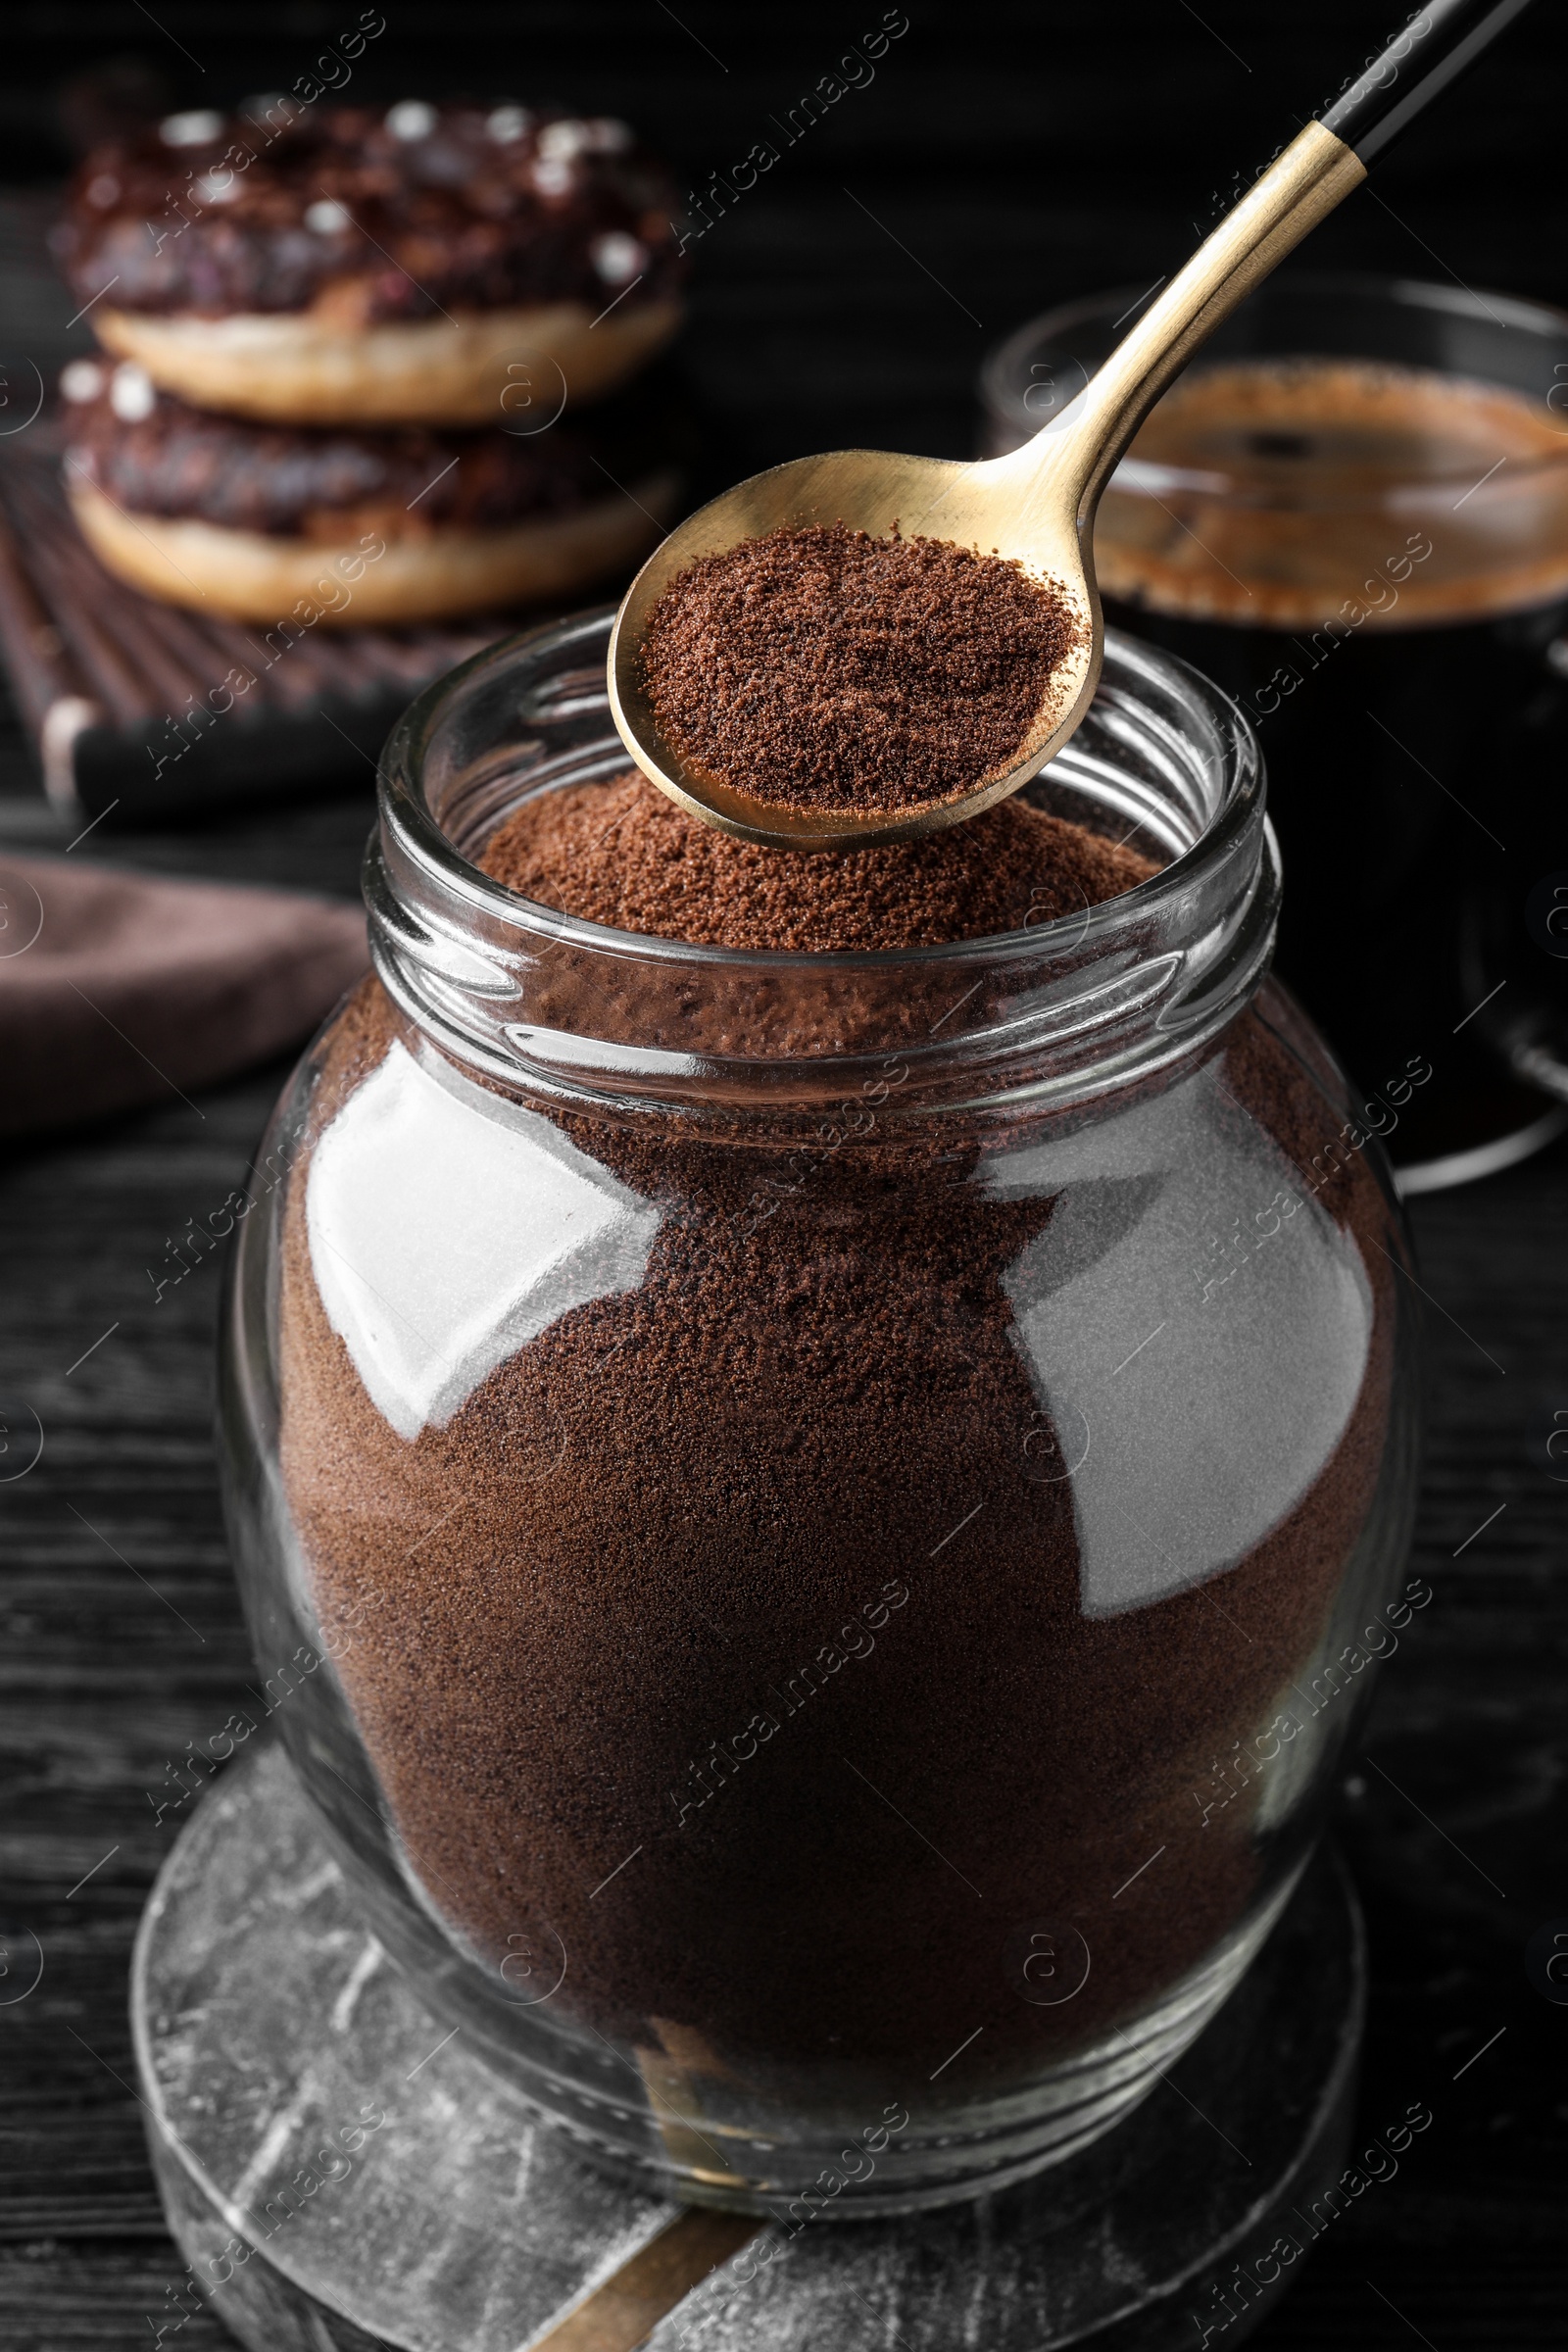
left=609, top=0, right=1533, bottom=852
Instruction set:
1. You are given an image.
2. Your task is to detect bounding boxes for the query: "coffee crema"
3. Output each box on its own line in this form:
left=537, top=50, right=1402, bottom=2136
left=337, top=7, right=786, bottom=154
left=1099, top=358, right=1568, bottom=628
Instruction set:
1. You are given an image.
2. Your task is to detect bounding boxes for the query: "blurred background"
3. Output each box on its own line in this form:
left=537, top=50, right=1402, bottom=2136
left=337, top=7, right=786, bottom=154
left=1, top=6, right=1564, bottom=2348
left=5, top=1, right=1562, bottom=494
left=3, top=0, right=1564, bottom=946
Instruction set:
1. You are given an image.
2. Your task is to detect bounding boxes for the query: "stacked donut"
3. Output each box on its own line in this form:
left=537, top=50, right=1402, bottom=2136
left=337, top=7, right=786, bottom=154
left=53, top=97, right=687, bottom=625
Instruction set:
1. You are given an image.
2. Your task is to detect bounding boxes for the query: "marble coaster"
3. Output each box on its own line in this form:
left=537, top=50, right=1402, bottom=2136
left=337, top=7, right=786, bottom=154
left=133, top=1742, right=1363, bottom=2352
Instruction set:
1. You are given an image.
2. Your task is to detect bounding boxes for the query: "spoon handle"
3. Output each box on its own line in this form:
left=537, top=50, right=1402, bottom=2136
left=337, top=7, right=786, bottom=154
left=1025, top=0, right=1536, bottom=522
left=1321, top=0, right=1535, bottom=161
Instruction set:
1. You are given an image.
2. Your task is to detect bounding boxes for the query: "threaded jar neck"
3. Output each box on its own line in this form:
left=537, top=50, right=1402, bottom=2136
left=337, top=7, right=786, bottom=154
left=368, top=609, right=1275, bottom=1124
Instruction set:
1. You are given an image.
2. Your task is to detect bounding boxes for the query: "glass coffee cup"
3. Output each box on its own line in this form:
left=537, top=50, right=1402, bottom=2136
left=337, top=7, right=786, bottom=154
left=980, top=272, right=1568, bottom=1192
left=220, top=611, right=1419, bottom=2215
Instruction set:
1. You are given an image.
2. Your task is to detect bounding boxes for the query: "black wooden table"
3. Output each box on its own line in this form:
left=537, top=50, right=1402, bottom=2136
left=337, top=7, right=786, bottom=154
left=5, top=918, right=1565, bottom=2352
left=3, top=4, right=1566, bottom=2343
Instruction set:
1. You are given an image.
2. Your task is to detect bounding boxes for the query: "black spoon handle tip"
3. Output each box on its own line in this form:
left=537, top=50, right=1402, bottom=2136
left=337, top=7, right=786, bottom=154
left=1320, top=0, right=1536, bottom=164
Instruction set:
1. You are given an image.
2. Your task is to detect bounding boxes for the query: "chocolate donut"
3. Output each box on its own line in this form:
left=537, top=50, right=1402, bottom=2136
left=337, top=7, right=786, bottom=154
left=56, top=98, right=686, bottom=423
left=62, top=359, right=682, bottom=623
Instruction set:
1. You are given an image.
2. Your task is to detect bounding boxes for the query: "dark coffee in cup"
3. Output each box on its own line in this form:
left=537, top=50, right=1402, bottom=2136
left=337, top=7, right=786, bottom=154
left=982, top=276, right=1568, bottom=1188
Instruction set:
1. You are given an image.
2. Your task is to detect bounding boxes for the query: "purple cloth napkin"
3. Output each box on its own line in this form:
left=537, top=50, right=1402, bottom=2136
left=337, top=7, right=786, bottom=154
left=0, top=854, right=368, bottom=1137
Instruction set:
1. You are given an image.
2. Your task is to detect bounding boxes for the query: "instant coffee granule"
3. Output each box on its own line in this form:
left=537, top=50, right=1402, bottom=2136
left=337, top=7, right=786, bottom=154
left=276, top=783, right=1396, bottom=2108
left=482, top=765, right=1154, bottom=952
left=638, top=521, right=1082, bottom=815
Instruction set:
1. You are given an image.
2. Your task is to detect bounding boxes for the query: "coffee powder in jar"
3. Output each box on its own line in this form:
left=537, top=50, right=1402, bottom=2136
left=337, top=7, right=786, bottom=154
left=275, top=767, right=1396, bottom=2113
left=482, top=764, right=1152, bottom=950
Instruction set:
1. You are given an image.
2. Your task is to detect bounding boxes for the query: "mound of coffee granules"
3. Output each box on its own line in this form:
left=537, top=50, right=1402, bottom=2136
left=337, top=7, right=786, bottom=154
left=482, top=765, right=1155, bottom=952
left=274, top=789, right=1398, bottom=2129
left=638, top=522, right=1082, bottom=815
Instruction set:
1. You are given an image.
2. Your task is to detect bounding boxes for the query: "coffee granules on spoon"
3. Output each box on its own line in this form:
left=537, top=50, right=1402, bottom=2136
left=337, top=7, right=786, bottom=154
left=639, top=521, right=1082, bottom=815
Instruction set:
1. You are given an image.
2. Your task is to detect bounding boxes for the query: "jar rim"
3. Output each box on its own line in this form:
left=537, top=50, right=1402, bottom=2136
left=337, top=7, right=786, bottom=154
left=368, top=608, right=1275, bottom=1115
left=377, top=609, right=1260, bottom=972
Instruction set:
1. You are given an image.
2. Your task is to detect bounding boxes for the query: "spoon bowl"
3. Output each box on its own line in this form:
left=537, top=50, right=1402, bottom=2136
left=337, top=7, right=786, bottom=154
left=607, top=442, right=1102, bottom=852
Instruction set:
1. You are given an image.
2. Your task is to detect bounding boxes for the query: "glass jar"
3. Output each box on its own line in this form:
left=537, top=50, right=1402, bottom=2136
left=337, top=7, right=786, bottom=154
left=219, top=609, right=1419, bottom=2216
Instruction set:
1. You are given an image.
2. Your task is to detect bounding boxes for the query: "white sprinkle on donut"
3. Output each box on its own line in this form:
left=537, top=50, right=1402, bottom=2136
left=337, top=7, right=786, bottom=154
left=197, top=172, right=238, bottom=205
left=539, top=116, right=632, bottom=164
left=536, top=120, right=588, bottom=162
left=305, top=198, right=352, bottom=235
left=531, top=157, right=574, bottom=197
left=386, top=99, right=437, bottom=142
left=485, top=105, right=533, bottom=144
left=590, top=231, right=644, bottom=284
left=61, top=360, right=105, bottom=405
left=160, top=110, right=221, bottom=147
left=109, top=363, right=157, bottom=423
left=84, top=173, right=121, bottom=210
